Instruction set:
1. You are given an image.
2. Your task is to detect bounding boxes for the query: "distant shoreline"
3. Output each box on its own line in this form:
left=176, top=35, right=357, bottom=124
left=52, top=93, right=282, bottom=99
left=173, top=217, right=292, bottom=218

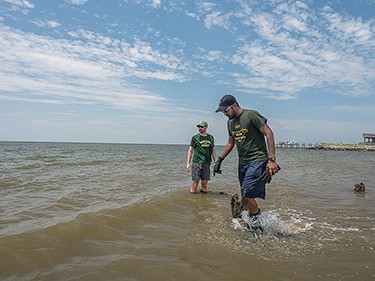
left=307, top=143, right=375, bottom=152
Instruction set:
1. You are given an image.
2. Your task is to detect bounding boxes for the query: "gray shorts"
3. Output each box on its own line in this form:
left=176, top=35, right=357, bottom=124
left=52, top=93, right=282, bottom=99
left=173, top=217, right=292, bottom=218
left=191, top=163, right=211, bottom=181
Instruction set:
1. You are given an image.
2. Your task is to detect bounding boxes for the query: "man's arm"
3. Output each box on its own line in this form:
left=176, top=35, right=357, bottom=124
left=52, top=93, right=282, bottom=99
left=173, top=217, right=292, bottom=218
left=213, top=136, right=235, bottom=176
left=186, top=146, right=193, bottom=172
left=212, top=146, right=218, bottom=163
left=259, top=123, right=279, bottom=175
left=219, top=136, right=235, bottom=159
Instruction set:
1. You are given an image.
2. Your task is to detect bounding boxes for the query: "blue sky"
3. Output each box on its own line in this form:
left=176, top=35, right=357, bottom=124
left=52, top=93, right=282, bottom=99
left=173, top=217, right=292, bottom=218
left=0, top=0, right=374, bottom=145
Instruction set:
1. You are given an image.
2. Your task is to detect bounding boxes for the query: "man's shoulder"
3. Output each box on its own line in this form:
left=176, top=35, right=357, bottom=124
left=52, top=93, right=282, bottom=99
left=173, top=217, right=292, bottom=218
left=243, top=109, right=259, bottom=115
left=207, top=134, right=215, bottom=143
left=242, top=109, right=266, bottom=120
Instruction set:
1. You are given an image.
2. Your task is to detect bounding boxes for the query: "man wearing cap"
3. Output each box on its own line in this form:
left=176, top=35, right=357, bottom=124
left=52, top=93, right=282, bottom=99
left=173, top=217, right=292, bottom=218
left=186, top=121, right=217, bottom=193
left=214, top=94, right=280, bottom=229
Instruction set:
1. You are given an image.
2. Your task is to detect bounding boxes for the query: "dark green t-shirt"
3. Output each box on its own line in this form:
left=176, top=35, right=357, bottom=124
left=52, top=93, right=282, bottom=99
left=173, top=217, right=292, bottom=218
left=227, top=109, right=268, bottom=165
left=190, top=134, right=215, bottom=165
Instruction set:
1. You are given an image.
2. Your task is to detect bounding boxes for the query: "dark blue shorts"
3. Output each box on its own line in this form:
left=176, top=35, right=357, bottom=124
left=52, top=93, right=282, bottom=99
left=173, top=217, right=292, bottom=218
left=238, top=160, right=268, bottom=199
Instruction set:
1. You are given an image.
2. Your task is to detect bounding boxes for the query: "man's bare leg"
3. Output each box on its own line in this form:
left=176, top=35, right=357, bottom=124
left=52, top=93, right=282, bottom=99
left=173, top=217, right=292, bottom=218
left=242, top=197, right=260, bottom=215
left=200, top=180, right=208, bottom=192
left=190, top=181, right=199, bottom=193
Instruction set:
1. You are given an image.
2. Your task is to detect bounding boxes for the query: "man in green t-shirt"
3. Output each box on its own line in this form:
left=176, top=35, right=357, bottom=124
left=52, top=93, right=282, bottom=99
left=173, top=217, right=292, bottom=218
left=186, top=121, right=217, bottom=193
left=214, top=94, right=280, bottom=229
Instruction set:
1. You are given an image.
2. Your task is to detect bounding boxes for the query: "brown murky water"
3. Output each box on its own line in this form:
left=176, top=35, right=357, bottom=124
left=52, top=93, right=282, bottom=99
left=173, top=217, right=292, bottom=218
left=1, top=142, right=374, bottom=280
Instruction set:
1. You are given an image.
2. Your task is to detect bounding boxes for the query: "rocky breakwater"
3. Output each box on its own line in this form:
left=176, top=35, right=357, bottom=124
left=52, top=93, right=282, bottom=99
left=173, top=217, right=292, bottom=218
left=308, top=143, right=375, bottom=152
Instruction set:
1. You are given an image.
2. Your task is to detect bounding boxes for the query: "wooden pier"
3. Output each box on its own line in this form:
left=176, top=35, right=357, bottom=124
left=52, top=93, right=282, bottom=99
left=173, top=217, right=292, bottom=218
left=276, top=133, right=375, bottom=151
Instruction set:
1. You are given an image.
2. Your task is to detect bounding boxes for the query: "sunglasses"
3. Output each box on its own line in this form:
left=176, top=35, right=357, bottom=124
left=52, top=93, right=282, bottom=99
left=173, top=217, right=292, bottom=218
left=197, top=125, right=205, bottom=128
left=225, top=104, right=234, bottom=113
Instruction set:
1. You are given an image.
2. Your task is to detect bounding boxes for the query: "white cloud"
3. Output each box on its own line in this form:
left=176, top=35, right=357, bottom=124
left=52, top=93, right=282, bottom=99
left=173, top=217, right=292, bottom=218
left=31, top=19, right=61, bottom=28
left=194, top=48, right=226, bottom=62
left=249, top=12, right=279, bottom=40
left=282, top=14, right=308, bottom=32
left=196, top=2, right=216, bottom=13
left=150, top=0, right=161, bottom=8
left=324, top=11, right=374, bottom=44
left=229, top=3, right=375, bottom=99
left=2, top=0, right=34, bottom=9
left=67, top=0, right=88, bottom=5
left=205, top=50, right=223, bottom=61
left=0, top=94, right=67, bottom=105
left=184, top=1, right=374, bottom=100
left=0, top=25, right=191, bottom=111
left=204, top=11, right=232, bottom=30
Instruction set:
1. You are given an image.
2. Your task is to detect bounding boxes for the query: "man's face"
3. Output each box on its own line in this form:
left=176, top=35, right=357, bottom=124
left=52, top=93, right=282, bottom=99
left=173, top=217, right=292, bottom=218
left=197, top=125, right=207, bottom=132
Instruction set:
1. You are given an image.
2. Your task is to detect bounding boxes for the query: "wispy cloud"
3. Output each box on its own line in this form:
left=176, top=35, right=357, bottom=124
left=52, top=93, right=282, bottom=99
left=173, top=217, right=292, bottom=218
left=2, top=0, right=373, bottom=104
left=150, top=0, right=161, bottom=9
left=196, top=1, right=375, bottom=100
left=196, top=2, right=216, bottom=13
left=31, top=19, right=61, bottom=28
left=67, top=0, right=88, bottom=5
left=194, top=48, right=226, bottom=62
left=204, top=11, right=233, bottom=30
left=0, top=24, right=190, bottom=111
left=2, top=0, right=34, bottom=9
left=179, top=1, right=374, bottom=101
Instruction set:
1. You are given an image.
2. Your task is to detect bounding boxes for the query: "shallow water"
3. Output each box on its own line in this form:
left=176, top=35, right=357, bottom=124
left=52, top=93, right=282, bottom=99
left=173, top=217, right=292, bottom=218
left=0, top=142, right=374, bottom=280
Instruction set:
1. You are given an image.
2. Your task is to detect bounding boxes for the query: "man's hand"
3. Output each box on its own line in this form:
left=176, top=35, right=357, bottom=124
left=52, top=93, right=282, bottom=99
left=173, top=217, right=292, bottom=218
left=213, top=157, right=224, bottom=176
left=260, top=164, right=281, bottom=184
left=267, top=161, right=280, bottom=175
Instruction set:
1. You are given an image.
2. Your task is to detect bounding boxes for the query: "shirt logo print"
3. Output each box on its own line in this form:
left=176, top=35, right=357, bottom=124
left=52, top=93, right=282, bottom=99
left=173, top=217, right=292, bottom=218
left=200, top=140, right=211, bottom=147
left=232, top=128, right=248, bottom=142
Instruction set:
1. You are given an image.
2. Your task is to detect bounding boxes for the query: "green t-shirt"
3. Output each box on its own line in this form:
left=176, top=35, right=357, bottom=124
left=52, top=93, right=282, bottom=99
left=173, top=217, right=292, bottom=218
left=190, top=134, right=215, bottom=165
left=227, top=109, right=268, bottom=165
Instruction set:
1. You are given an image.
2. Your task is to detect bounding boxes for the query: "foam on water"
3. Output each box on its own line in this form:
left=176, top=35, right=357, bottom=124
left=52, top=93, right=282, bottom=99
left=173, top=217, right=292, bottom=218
left=231, top=210, right=312, bottom=238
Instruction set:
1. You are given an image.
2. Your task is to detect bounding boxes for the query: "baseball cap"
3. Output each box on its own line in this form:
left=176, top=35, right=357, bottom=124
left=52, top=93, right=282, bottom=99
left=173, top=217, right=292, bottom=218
left=197, top=121, right=208, bottom=127
left=215, top=94, right=237, bottom=112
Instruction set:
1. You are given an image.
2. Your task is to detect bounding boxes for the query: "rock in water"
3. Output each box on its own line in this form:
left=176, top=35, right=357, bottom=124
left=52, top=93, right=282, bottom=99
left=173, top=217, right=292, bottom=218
left=230, top=193, right=243, bottom=218
left=354, top=182, right=365, bottom=193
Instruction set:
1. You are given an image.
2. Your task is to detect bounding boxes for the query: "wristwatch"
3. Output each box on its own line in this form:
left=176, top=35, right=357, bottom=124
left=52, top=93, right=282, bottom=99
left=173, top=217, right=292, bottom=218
left=268, top=156, right=276, bottom=162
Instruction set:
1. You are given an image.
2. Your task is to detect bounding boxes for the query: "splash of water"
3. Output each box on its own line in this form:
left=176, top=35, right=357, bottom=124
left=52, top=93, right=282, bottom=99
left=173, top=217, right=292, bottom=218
left=232, top=210, right=306, bottom=238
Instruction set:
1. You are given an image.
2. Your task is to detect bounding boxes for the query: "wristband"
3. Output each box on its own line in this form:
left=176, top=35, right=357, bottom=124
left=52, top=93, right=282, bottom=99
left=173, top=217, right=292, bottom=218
left=268, top=156, right=276, bottom=162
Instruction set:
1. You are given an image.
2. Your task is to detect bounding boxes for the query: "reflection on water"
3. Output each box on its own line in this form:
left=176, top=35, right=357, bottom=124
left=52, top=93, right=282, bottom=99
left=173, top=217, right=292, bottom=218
left=0, top=142, right=374, bottom=280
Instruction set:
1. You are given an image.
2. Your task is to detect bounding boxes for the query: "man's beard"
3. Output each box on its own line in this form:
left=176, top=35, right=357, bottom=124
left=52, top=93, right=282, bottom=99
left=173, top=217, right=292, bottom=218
left=227, top=112, right=236, bottom=119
